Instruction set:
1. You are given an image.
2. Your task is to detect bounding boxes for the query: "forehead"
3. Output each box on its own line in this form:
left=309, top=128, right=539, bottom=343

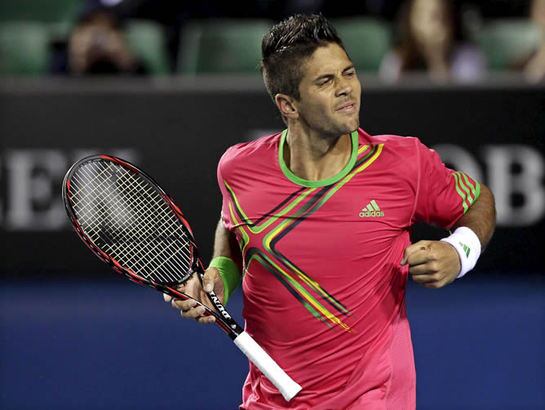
left=300, top=43, right=352, bottom=79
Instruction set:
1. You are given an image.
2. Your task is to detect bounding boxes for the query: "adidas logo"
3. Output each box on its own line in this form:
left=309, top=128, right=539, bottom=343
left=359, top=200, right=384, bottom=218
left=459, top=241, right=471, bottom=257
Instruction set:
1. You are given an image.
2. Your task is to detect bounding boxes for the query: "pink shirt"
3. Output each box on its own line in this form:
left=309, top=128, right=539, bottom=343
left=218, top=129, right=480, bottom=409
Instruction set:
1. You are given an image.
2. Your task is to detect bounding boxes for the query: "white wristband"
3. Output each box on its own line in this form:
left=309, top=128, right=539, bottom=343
left=440, top=227, right=481, bottom=278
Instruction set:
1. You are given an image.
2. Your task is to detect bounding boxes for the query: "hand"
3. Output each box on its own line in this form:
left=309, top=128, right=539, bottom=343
left=401, top=240, right=460, bottom=288
left=162, top=267, right=225, bottom=324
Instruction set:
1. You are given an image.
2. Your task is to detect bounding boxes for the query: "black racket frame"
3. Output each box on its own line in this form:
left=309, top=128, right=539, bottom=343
left=62, top=154, right=243, bottom=338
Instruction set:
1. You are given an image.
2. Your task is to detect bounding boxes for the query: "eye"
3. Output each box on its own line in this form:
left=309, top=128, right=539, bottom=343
left=344, top=68, right=356, bottom=77
left=317, top=77, right=332, bottom=86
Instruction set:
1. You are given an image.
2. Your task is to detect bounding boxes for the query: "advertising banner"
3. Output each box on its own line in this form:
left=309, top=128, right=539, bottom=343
left=1, top=81, right=544, bottom=274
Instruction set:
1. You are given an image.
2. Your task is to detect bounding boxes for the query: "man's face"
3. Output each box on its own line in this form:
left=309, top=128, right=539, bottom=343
left=293, top=42, right=361, bottom=138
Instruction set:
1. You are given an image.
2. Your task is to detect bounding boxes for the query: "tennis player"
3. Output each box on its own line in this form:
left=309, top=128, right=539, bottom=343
left=165, top=14, right=496, bottom=409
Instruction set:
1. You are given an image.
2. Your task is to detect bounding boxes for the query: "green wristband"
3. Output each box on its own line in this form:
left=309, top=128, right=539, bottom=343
left=208, top=256, right=241, bottom=304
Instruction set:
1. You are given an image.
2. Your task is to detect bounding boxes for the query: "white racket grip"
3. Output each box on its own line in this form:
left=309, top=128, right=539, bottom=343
left=233, top=331, right=302, bottom=401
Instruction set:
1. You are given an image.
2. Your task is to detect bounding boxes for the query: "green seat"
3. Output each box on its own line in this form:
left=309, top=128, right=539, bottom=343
left=333, top=18, right=392, bottom=72
left=0, top=0, right=79, bottom=23
left=476, top=19, right=540, bottom=70
left=178, top=19, right=271, bottom=74
left=125, top=20, right=170, bottom=75
left=0, top=22, right=50, bottom=75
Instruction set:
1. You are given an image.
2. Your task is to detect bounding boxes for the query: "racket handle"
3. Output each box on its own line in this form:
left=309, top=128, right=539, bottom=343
left=233, top=331, right=302, bottom=402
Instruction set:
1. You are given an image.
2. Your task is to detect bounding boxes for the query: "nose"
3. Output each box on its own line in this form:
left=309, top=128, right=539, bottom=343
left=335, top=76, right=352, bottom=97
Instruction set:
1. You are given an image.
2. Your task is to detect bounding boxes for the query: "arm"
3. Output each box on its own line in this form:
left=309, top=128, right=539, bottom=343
left=403, top=183, right=496, bottom=288
left=210, top=219, right=243, bottom=271
left=452, top=184, right=496, bottom=249
left=164, top=219, right=242, bottom=323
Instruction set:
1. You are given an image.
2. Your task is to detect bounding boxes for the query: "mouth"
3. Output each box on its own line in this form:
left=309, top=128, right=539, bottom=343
left=335, top=101, right=357, bottom=113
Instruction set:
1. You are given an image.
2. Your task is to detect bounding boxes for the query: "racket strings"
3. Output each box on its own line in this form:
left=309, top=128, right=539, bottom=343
left=69, top=160, right=193, bottom=284
left=103, top=174, right=194, bottom=281
left=72, top=165, right=189, bottom=284
left=72, top=163, right=191, bottom=283
left=75, top=163, right=191, bottom=282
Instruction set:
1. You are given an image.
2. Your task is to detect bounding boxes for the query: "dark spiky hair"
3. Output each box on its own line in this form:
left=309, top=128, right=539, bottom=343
left=261, top=14, right=345, bottom=100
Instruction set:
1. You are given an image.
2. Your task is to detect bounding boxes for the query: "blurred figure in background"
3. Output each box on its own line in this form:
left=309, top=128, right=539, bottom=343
left=68, top=8, right=146, bottom=75
left=522, top=0, right=545, bottom=82
left=379, top=0, right=486, bottom=82
left=51, top=1, right=146, bottom=75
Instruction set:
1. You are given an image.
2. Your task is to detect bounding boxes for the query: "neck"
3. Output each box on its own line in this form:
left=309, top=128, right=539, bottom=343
left=284, top=125, right=353, bottom=181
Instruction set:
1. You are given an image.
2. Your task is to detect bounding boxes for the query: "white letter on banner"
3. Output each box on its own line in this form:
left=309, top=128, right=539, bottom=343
left=6, top=150, right=67, bottom=230
left=484, top=145, right=545, bottom=226
left=432, top=144, right=483, bottom=182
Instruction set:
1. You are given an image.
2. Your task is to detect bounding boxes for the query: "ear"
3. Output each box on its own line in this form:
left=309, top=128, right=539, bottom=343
left=274, top=93, right=299, bottom=120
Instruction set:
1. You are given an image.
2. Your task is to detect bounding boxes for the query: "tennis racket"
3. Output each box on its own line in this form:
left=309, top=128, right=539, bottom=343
left=62, top=154, right=302, bottom=402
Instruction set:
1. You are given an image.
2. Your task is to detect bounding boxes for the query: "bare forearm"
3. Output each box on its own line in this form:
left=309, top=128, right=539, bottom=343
left=453, top=183, right=496, bottom=249
left=212, top=219, right=242, bottom=270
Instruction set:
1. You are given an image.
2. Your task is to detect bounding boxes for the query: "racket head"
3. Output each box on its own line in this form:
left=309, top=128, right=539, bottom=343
left=62, top=154, right=204, bottom=288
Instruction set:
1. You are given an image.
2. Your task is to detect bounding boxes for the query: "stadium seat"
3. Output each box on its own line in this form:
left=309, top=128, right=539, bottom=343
left=0, top=22, right=51, bottom=75
left=125, top=20, right=170, bottom=75
left=0, top=0, right=79, bottom=23
left=332, top=18, right=392, bottom=72
left=178, top=19, right=271, bottom=74
left=476, top=19, right=541, bottom=70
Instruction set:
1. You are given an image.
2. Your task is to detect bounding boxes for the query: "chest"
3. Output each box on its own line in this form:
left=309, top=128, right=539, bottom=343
left=228, top=171, right=414, bottom=258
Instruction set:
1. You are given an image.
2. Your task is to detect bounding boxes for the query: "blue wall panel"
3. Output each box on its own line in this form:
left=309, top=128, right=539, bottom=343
left=1, top=277, right=543, bottom=409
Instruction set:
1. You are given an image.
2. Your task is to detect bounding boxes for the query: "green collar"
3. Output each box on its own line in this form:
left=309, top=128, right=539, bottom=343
left=278, top=129, right=359, bottom=187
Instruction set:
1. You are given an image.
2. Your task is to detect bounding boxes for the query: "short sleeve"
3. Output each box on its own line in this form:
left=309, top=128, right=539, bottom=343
left=413, top=139, right=480, bottom=229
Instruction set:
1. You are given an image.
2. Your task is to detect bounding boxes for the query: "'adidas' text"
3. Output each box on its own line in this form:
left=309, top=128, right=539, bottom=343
left=359, top=210, right=384, bottom=218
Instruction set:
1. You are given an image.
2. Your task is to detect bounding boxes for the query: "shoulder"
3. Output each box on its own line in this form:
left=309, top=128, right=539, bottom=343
left=360, top=129, right=434, bottom=173
left=362, top=130, right=424, bottom=153
left=367, top=133, right=419, bottom=146
left=378, top=50, right=402, bottom=82
left=453, top=43, right=484, bottom=61
left=218, top=132, right=281, bottom=175
left=451, top=43, right=487, bottom=81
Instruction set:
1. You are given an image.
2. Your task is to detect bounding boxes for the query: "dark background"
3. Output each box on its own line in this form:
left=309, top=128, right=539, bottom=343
left=1, top=78, right=544, bottom=409
left=1, top=79, right=544, bottom=274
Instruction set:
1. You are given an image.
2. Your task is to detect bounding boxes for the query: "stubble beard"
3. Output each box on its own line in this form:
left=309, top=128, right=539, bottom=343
left=325, top=115, right=360, bottom=140
left=298, top=104, right=360, bottom=141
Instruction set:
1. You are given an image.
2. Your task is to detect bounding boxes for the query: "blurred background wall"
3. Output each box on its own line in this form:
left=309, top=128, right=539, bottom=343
left=1, top=1, right=544, bottom=409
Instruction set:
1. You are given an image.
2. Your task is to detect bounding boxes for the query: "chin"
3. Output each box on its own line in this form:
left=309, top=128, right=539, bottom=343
left=319, top=118, right=359, bottom=138
left=344, top=119, right=360, bottom=133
